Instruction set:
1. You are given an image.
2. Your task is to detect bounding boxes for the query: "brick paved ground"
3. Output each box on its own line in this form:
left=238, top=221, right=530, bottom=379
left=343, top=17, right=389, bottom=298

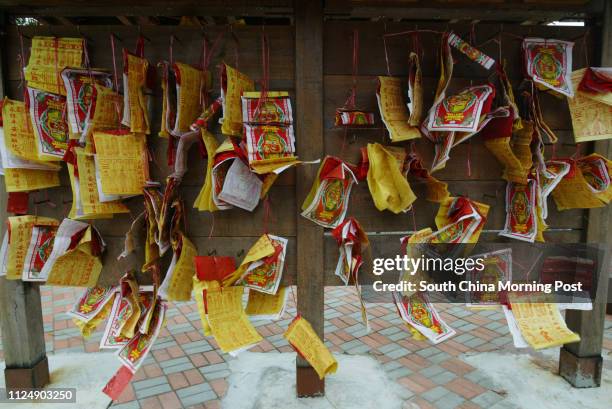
left=1, top=286, right=610, bottom=409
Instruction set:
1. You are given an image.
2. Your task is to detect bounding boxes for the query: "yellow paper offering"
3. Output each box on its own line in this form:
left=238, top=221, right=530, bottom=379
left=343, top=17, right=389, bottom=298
left=159, top=234, right=197, bottom=302
left=377, top=76, right=421, bottom=142
left=567, top=69, right=612, bottom=143
left=194, top=130, right=220, bottom=211
left=509, top=294, right=580, bottom=350
left=4, top=168, right=60, bottom=192
left=221, top=64, right=254, bottom=137
left=44, top=220, right=104, bottom=287
left=366, top=143, right=416, bottom=213
left=6, top=216, right=59, bottom=280
left=245, top=287, right=287, bottom=320
left=206, top=285, right=263, bottom=354
left=70, top=148, right=129, bottom=218
left=193, top=278, right=213, bottom=336
left=222, top=234, right=276, bottom=286
left=24, top=36, right=84, bottom=95
left=83, top=85, right=123, bottom=150
left=173, top=62, right=203, bottom=133
left=122, top=52, right=150, bottom=134
left=2, top=98, right=43, bottom=162
left=433, top=197, right=489, bottom=244
left=284, top=316, right=338, bottom=379
left=73, top=296, right=114, bottom=339
left=93, top=131, right=149, bottom=195
left=552, top=154, right=612, bottom=210
left=484, top=137, right=529, bottom=184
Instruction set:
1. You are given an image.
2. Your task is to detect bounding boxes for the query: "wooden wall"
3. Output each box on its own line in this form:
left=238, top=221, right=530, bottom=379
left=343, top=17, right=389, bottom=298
left=2, top=20, right=594, bottom=286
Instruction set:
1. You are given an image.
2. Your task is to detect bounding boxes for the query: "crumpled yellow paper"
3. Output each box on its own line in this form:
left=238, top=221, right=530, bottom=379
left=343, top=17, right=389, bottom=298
left=45, top=224, right=104, bottom=288
left=222, top=234, right=277, bottom=287
left=367, top=143, right=416, bottom=213
left=284, top=316, right=338, bottom=380
left=6, top=215, right=59, bottom=280
left=193, top=130, right=220, bottom=211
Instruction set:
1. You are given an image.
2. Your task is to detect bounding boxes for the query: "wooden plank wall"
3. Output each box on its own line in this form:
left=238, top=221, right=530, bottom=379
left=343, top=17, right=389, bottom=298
left=4, top=25, right=296, bottom=285
left=2, top=20, right=594, bottom=287
left=321, top=21, right=593, bottom=282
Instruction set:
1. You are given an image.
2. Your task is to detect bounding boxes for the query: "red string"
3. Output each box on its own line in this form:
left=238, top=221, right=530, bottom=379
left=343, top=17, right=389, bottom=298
left=262, top=195, right=271, bottom=234
left=253, top=32, right=270, bottom=120
left=466, top=140, right=472, bottom=178
left=54, top=37, right=60, bottom=95
left=169, top=35, right=174, bottom=66
left=410, top=206, right=417, bottom=232
left=574, top=143, right=582, bottom=160
left=230, top=26, right=240, bottom=68
left=208, top=212, right=215, bottom=239
left=135, top=36, right=145, bottom=58
left=17, top=31, right=27, bottom=101
left=110, top=34, right=119, bottom=92
left=383, top=36, right=391, bottom=76
left=83, top=38, right=94, bottom=83
left=109, top=34, right=122, bottom=128
left=345, top=29, right=359, bottom=109
left=340, top=127, right=348, bottom=158
left=202, top=32, right=223, bottom=71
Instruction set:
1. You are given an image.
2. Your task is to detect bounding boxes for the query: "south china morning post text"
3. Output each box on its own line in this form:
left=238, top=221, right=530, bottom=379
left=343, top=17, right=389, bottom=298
left=370, top=255, right=585, bottom=294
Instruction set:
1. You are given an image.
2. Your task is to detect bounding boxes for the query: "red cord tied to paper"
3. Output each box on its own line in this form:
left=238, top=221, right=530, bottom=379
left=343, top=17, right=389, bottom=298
left=335, top=29, right=375, bottom=127
left=252, top=31, right=271, bottom=122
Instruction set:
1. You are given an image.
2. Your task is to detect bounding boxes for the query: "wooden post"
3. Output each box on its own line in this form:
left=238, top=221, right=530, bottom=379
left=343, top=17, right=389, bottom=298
left=0, top=12, right=50, bottom=389
left=559, top=2, right=612, bottom=388
left=294, top=0, right=325, bottom=397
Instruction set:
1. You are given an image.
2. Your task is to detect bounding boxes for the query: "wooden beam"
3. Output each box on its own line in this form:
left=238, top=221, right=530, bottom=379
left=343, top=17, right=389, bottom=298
left=117, top=16, right=134, bottom=25
left=55, top=16, right=74, bottom=26
left=3, top=1, right=294, bottom=18
left=323, top=0, right=604, bottom=22
left=559, top=0, right=612, bottom=388
left=179, top=16, right=202, bottom=27
left=0, top=11, right=49, bottom=390
left=295, top=0, right=325, bottom=398
left=136, top=16, right=157, bottom=26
